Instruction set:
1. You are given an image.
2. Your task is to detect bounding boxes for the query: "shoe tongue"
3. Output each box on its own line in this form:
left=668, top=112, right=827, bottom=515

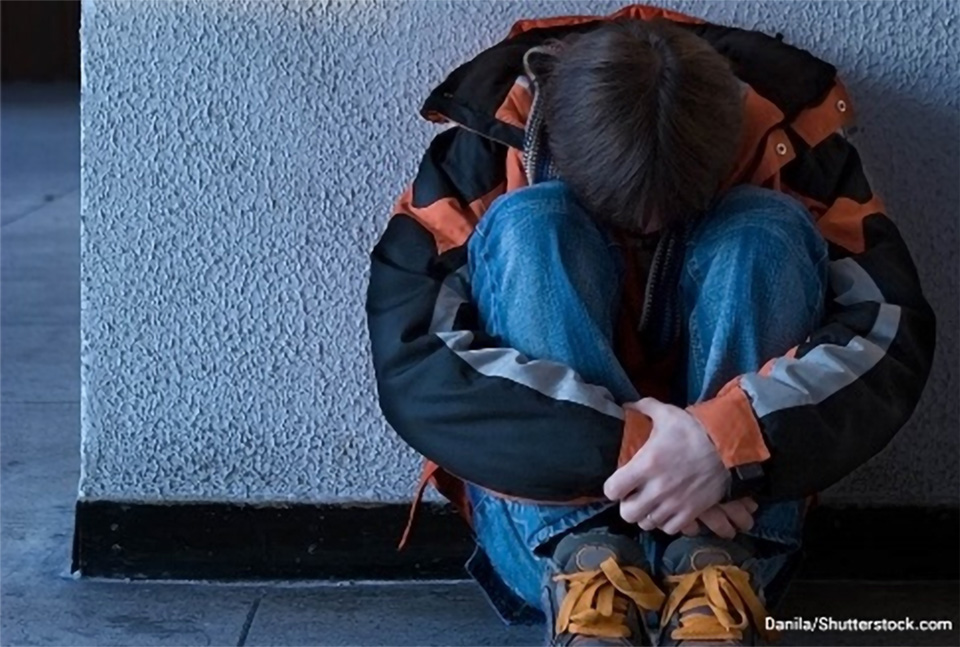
left=570, top=544, right=618, bottom=571
left=689, top=547, right=734, bottom=569
left=552, top=528, right=648, bottom=574
left=662, top=537, right=751, bottom=576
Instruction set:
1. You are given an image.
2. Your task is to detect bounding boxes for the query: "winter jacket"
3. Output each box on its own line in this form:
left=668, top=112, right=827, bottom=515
left=365, top=4, right=936, bottom=538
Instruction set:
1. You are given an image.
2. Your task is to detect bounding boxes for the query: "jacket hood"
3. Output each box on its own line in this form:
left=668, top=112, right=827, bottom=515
left=419, top=3, right=838, bottom=149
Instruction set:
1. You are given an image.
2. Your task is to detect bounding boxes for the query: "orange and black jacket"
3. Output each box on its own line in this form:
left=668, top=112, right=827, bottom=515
left=366, top=6, right=936, bottom=523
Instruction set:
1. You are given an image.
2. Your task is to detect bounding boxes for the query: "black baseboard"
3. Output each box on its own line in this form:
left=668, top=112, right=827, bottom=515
left=71, top=501, right=958, bottom=581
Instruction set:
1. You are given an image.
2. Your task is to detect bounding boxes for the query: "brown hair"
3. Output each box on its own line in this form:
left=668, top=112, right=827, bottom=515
left=540, top=19, right=744, bottom=233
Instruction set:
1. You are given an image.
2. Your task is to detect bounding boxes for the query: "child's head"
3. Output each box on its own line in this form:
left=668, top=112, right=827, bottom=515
left=540, top=19, right=744, bottom=234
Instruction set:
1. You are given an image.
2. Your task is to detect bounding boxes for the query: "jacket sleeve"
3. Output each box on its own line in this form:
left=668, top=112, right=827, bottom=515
left=366, top=128, right=648, bottom=501
left=688, top=126, right=937, bottom=502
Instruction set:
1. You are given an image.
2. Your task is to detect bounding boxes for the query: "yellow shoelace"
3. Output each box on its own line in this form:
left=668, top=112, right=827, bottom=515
left=660, top=564, right=779, bottom=643
left=553, top=557, right=666, bottom=639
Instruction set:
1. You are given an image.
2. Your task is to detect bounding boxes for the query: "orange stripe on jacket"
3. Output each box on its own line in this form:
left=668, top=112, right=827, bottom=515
left=783, top=189, right=829, bottom=219
left=506, top=3, right=704, bottom=39
left=748, top=128, right=796, bottom=191
left=688, top=379, right=771, bottom=468
left=722, top=88, right=786, bottom=190
left=791, top=81, right=855, bottom=147
left=816, top=195, right=884, bottom=255
left=505, top=147, right=529, bottom=192
left=494, top=81, right=533, bottom=131
left=393, top=182, right=507, bottom=254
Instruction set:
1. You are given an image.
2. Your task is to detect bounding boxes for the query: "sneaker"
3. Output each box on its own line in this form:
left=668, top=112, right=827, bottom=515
left=658, top=537, right=778, bottom=646
left=542, top=528, right=666, bottom=646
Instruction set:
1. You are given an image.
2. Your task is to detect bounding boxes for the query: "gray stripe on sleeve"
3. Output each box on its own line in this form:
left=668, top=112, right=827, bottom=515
left=429, top=266, right=471, bottom=334
left=740, top=258, right=901, bottom=418
left=830, top=257, right=885, bottom=305
left=428, top=265, right=622, bottom=419
left=436, top=330, right=624, bottom=420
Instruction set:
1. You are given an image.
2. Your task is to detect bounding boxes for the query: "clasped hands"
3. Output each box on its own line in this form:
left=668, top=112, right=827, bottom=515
left=603, top=398, right=757, bottom=539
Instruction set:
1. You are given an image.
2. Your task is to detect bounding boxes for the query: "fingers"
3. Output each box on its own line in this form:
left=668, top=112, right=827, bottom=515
left=639, top=504, right=676, bottom=533
left=638, top=512, right=659, bottom=532
left=720, top=500, right=756, bottom=532
left=681, top=521, right=702, bottom=536
left=635, top=500, right=696, bottom=537
left=604, top=460, right=643, bottom=502
left=696, top=506, right=737, bottom=539
left=660, top=499, right=759, bottom=538
left=617, top=487, right=662, bottom=527
left=661, top=511, right=696, bottom=536
left=622, top=495, right=759, bottom=538
left=604, top=444, right=655, bottom=501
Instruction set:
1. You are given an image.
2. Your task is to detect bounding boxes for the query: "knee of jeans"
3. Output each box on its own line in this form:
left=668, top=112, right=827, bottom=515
left=698, top=185, right=828, bottom=267
left=470, top=181, right=592, bottom=257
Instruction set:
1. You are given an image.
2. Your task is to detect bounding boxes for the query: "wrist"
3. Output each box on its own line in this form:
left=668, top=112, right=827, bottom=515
left=686, top=385, right=771, bottom=468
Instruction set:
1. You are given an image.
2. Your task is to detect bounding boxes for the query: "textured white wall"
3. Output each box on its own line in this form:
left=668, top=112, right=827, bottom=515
left=80, top=0, right=959, bottom=505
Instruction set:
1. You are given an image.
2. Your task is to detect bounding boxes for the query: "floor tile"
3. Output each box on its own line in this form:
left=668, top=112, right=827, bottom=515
left=0, top=324, right=79, bottom=403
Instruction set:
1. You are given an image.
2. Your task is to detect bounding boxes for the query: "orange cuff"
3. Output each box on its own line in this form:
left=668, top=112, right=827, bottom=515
left=687, top=382, right=770, bottom=468
left=618, top=407, right=653, bottom=467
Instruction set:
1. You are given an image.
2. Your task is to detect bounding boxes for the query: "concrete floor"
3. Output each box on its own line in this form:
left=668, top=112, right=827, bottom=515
left=1, top=84, right=958, bottom=647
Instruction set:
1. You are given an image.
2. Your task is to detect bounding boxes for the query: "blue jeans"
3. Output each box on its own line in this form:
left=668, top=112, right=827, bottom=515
left=464, top=181, right=829, bottom=624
